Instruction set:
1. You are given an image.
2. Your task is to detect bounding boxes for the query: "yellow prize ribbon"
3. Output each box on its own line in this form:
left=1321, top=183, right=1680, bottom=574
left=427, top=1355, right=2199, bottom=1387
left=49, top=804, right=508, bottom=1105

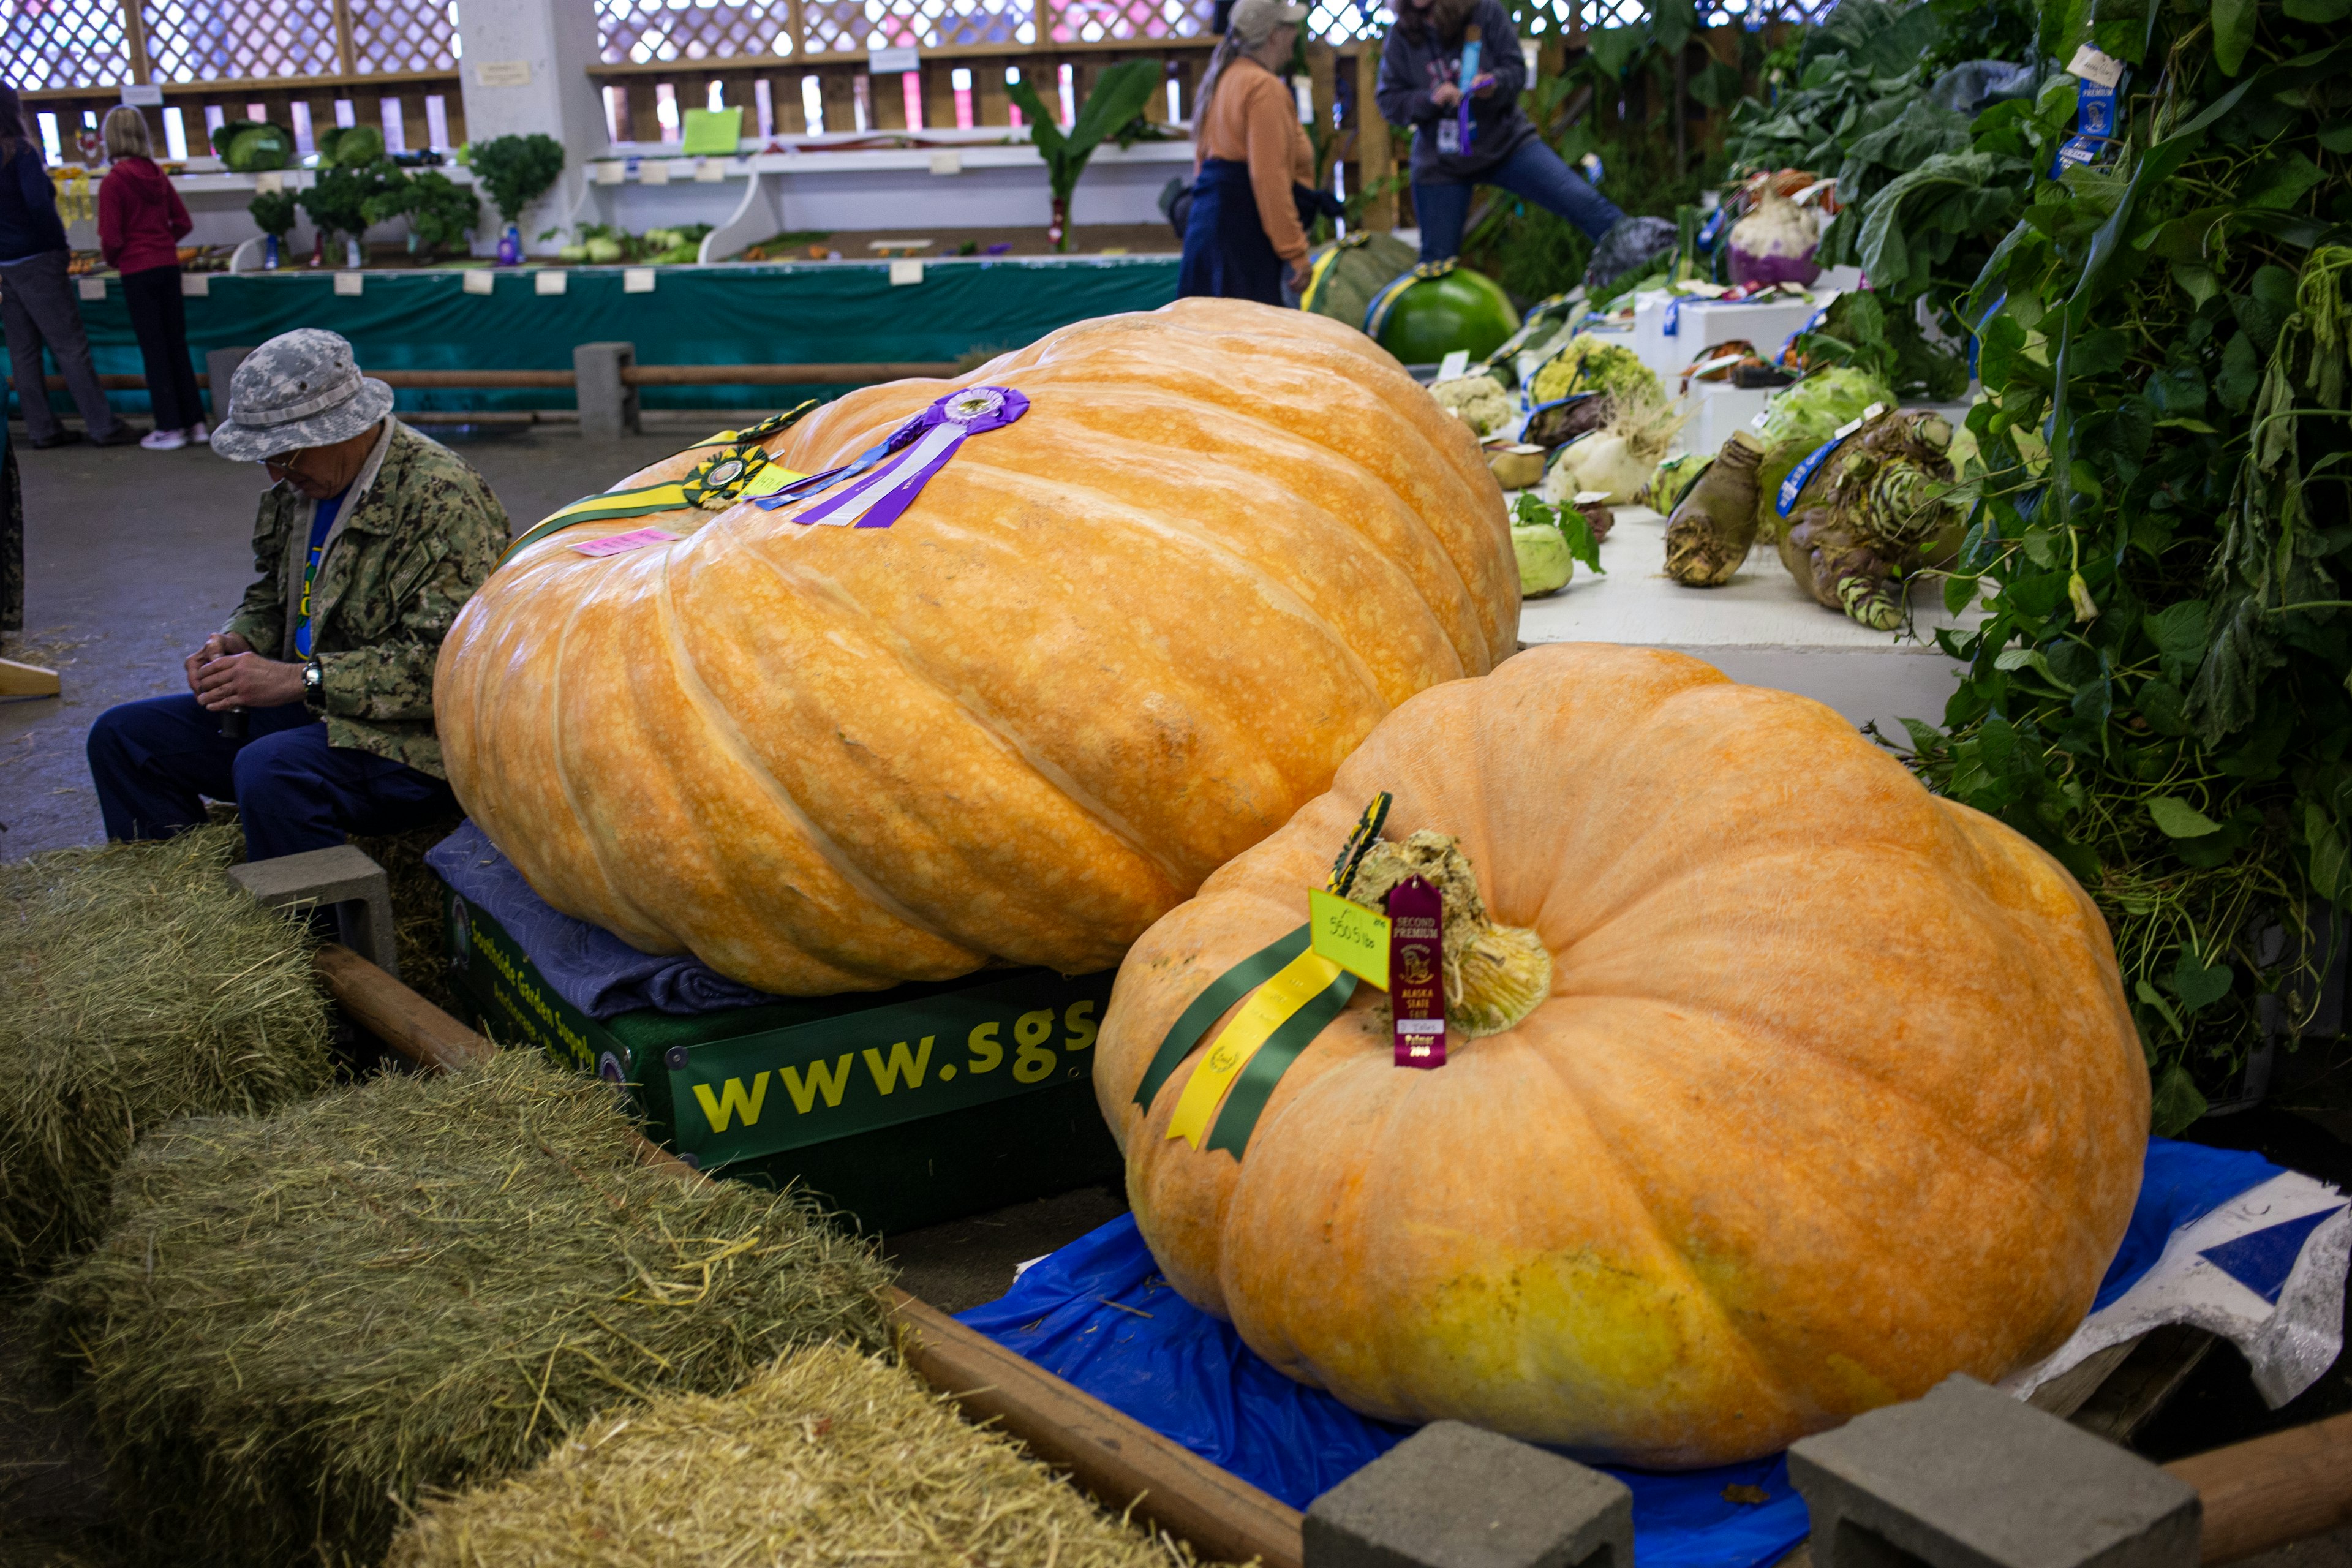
left=1164, top=946, right=1345, bottom=1148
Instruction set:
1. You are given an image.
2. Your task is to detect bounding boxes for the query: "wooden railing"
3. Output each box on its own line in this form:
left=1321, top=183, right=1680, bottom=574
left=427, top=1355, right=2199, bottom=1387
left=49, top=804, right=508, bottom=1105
left=592, top=43, right=1215, bottom=145
left=20, top=75, right=467, bottom=161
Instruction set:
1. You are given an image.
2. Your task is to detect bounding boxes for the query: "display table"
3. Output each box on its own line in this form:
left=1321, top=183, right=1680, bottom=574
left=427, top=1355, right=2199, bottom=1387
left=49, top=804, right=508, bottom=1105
left=7, top=254, right=1180, bottom=417
left=1517, top=503, right=1981, bottom=738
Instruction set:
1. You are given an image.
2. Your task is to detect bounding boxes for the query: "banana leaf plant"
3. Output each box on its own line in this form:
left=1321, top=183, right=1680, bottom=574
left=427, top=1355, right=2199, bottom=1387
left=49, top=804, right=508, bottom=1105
left=1006, top=58, right=1164, bottom=252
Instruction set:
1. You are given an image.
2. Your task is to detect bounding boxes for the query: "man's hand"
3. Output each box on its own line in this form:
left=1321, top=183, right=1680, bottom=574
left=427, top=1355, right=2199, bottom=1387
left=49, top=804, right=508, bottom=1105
left=1287, top=258, right=1313, bottom=296
left=1431, top=81, right=1462, bottom=111
left=184, top=632, right=252, bottom=695
left=193, top=650, right=307, bottom=712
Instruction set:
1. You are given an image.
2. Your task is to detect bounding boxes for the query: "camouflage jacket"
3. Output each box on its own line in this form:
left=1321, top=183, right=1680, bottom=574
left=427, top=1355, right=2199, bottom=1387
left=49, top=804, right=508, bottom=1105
left=222, top=420, right=509, bottom=778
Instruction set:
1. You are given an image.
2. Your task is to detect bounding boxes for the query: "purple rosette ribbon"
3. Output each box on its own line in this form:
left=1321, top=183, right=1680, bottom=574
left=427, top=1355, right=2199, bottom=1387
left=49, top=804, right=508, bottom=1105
left=761, top=385, right=1029, bottom=531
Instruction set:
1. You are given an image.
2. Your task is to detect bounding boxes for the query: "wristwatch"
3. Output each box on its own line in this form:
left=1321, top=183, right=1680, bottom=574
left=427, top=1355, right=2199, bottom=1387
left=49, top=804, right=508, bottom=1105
left=303, top=659, right=323, bottom=701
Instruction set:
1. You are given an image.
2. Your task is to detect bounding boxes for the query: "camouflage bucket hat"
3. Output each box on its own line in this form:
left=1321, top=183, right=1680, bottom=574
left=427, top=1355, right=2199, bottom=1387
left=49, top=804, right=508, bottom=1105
left=209, top=328, right=396, bottom=463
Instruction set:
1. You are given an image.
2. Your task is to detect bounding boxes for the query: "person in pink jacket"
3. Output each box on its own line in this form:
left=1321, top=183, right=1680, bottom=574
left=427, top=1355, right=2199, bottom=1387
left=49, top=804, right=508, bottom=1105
left=98, top=107, right=205, bottom=451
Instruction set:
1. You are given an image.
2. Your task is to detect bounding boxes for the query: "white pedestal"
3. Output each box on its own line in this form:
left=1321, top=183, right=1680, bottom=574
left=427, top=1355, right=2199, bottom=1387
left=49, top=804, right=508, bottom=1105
left=1516, top=503, right=1981, bottom=738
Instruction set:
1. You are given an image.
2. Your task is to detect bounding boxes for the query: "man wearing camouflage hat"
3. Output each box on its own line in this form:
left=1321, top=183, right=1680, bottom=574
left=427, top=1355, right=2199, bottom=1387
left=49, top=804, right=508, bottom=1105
left=86, top=328, right=510, bottom=860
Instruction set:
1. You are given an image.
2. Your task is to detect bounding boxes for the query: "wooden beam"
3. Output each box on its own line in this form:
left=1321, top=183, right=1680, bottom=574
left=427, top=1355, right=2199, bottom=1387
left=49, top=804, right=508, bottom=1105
left=0, top=657, right=61, bottom=697
left=305, top=940, right=1299, bottom=1567
left=2166, top=1410, right=2352, bottom=1564
left=1354, top=45, right=1393, bottom=230
left=314, top=943, right=491, bottom=1074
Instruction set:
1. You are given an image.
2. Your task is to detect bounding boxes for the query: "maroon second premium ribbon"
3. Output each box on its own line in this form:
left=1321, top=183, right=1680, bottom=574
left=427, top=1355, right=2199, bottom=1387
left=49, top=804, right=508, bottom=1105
left=1388, top=876, right=1447, bottom=1069
left=782, top=385, right=1028, bottom=532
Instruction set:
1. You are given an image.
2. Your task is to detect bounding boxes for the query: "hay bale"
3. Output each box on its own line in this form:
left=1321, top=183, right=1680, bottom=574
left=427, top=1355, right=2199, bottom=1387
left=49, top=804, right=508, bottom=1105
left=42, top=1051, right=893, bottom=1568
left=0, top=826, right=333, bottom=1282
left=391, top=1342, right=1211, bottom=1568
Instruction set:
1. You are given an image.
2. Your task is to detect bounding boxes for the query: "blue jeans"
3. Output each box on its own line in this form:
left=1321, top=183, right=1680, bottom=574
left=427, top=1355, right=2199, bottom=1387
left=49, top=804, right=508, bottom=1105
left=87, top=693, right=457, bottom=861
left=1413, top=140, right=1624, bottom=264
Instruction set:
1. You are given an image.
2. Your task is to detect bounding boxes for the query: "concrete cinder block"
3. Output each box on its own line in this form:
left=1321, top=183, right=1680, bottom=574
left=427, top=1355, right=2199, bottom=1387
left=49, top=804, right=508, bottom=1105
left=1305, top=1421, right=1633, bottom=1568
left=1789, top=1375, right=2201, bottom=1568
left=573, top=340, right=639, bottom=441
left=205, top=345, right=256, bottom=423
left=228, top=843, right=398, bottom=980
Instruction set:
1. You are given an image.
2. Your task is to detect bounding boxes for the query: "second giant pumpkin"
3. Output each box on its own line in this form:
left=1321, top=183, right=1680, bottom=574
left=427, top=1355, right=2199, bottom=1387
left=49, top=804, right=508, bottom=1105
left=1095, top=644, right=2148, bottom=1466
left=435, top=300, right=1517, bottom=994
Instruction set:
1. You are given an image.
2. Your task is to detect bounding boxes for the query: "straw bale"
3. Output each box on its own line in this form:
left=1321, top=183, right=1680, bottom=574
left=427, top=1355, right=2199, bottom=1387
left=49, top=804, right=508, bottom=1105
left=40, top=1051, right=894, bottom=1567
left=391, top=1341, right=1213, bottom=1568
left=0, top=826, right=333, bottom=1282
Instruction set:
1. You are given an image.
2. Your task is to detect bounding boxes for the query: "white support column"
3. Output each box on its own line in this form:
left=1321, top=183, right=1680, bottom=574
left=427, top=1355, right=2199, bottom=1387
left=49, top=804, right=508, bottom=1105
left=453, top=0, right=609, bottom=255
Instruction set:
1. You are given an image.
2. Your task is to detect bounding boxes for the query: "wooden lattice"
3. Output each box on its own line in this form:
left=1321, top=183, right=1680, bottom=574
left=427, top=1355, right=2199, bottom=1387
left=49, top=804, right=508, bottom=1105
left=597, top=0, right=796, bottom=64
left=350, top=0, right=456, bottom=74
left=1047, top=0, right=1215, bottom=45
left=2, top=0, right=134, bottom=91
left=141, top=0, right=339, bottom=81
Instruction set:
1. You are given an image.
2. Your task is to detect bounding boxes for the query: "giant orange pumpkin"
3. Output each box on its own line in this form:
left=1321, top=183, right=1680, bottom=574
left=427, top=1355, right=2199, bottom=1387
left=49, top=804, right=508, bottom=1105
left=1095, top=644, right=2147, bottom=1466
left=434, top=300, right=1516, bottom=994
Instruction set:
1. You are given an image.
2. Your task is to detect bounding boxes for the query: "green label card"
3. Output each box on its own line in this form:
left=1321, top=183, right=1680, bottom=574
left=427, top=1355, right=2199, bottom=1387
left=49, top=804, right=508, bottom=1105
left=1309, top=888, right=1390, bottom=990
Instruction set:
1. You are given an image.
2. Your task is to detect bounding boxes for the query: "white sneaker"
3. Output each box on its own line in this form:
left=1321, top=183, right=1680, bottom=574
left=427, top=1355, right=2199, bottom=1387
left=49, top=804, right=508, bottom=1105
left=188, top=421, right=209, bottom=445
left=141, top=427, right=188, bottom=451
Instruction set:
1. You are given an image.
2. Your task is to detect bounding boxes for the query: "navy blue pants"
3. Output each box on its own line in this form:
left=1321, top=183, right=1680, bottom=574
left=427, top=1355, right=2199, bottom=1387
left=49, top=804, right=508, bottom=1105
left=1413, top=138, right=1625, bottom=263
left=1178, top=157, right=1286, bottom=307
left=88, top=694, right=457, bottom=861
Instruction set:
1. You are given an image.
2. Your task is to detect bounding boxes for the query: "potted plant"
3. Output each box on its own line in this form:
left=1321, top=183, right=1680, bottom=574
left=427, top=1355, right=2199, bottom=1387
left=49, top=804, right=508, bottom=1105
left=1005, top=59, right=1163, bottom=252
left=465, top=134, right=565, bottom=265
left=367, top=171, right=478, bottom=260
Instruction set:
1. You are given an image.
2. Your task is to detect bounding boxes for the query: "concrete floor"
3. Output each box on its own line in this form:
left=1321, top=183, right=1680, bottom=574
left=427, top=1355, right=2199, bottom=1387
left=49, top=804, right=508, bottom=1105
left=1, top=419, right=700, bottom=858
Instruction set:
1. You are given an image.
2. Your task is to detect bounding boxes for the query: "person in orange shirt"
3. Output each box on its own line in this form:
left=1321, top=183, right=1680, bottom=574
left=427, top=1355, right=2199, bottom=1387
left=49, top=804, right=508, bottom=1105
left=1177, top=0, right=1314, bottom=306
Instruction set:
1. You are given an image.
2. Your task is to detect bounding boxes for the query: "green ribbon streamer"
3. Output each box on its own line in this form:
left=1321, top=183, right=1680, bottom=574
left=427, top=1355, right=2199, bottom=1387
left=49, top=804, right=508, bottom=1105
left=1133, top=925, right=1309, bottom=1114
left=1204, top=967, right=1358, bottom=1158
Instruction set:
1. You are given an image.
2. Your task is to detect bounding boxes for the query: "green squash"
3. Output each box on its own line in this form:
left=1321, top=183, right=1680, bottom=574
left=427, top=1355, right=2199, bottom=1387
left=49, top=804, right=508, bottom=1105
left=1298, top=232, right=1420, bottom=332
left=1366, top=261, right=1521, bottom=368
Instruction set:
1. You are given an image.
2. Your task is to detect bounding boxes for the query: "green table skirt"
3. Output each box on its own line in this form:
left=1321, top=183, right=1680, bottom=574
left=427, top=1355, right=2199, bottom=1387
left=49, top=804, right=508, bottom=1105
left=6, top=255, right=1182, bottom=417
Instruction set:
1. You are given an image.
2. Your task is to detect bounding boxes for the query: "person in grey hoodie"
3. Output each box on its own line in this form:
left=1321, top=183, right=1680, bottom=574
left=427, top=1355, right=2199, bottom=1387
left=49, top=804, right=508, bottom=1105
left=1374, top=0, right=1626, bottom=266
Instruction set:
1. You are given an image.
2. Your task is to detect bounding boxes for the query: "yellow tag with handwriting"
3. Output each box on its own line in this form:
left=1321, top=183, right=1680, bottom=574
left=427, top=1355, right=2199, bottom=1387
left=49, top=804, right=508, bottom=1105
left=1309, top=888, right=1390, bottom=990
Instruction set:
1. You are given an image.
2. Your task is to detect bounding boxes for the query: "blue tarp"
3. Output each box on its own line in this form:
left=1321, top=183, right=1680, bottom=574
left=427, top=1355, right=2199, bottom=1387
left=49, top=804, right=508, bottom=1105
left=426, top=820, right=780, bottom=1019
left=959, top=1136, right=2290, bottom=1567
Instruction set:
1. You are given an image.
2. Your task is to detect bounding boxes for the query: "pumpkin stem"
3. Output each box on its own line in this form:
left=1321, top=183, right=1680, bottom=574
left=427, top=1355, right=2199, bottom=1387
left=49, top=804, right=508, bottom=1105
left=1348, top=831, right=1551, bottom=1039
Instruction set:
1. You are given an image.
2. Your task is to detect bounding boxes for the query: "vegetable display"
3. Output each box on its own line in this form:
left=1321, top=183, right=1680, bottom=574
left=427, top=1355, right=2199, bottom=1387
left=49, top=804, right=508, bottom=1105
left=1663, top=431, right=1766, bottom=586
left=1541, top=390, right=1684, bottom=508
left=1725, top=189, right=1821, bottom=288
left=383, top=172, right=480, bottom=256
left=1428, top=374, right=1514, bottom=438
left=210, top=118, right=293, bottom=173
left=1911, top=0, right=2352, bottom=1126
left=246, top=189, right=298, bottom=243
left=298, top=157, right=405, bottom=257
left=467, top=133, right=567, bottom=227
left=1095, top=644, right=2146, bottom=1466
left=436, top=301, right=1518, bottom=995
left=1646, top=450, right=1712, bottom=514
left=1508, top=492, right=1601, bottom=599
left=1527, top=335, right=1660, bottom=407
left=1751, top=364, right=1899, bottom=531
left=1777, top=407, right=1961, bottom=630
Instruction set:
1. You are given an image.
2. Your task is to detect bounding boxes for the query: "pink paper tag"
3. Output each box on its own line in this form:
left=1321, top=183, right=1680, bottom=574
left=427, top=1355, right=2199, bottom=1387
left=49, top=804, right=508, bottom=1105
left=570, top=526, right=679, bottom=557
left=1387, top=875, right=1446, bottom=1069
